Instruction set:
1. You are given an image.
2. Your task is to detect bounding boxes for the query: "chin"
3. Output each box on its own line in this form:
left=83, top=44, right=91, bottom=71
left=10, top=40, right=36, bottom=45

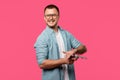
left=48, top=26, right=54, bottom=28
left=47, top=24, right=57, bottom=28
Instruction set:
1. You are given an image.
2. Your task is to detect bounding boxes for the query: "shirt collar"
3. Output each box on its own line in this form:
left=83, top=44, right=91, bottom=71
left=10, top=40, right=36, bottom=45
left=46, top=26, right=64, bottom=34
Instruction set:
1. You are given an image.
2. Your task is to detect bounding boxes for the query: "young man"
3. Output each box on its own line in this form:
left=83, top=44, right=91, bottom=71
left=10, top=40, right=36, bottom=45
left=34, top=4, right=87, bottom=80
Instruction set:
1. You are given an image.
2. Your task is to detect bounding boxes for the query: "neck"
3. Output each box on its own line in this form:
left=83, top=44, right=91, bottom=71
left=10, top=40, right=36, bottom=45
left=49, top=25, right=59, bottom=32
left=54, top=26, right=58, bottom=32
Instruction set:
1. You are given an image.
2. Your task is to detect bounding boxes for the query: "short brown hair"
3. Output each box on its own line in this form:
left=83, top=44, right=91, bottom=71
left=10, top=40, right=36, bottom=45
left=44, top=4, right=60, bottom=15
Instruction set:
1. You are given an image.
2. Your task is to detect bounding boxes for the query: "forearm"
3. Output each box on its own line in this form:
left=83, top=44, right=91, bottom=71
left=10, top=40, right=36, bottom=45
left=74, top=45, right=87, bottom=54
left=39, top=58, right=66, bottom=69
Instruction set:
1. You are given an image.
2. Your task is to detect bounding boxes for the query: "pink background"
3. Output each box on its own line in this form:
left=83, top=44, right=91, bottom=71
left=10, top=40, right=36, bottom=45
left=0, top=0, right=120, bottom=80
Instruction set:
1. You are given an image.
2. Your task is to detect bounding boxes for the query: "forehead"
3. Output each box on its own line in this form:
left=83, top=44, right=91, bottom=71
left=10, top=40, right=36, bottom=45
left=44, top=8, right=58, bottom=14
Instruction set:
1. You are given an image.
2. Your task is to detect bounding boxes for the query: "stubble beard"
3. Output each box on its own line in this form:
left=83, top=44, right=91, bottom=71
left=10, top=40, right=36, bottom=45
left=47, top=21, right=58, bottom=29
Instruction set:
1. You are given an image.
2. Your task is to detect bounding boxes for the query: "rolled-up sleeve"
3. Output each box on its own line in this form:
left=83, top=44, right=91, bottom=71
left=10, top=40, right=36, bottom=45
left=34, top=35, right=48, bottom=65
left=69, top=32, right=81, bottom=49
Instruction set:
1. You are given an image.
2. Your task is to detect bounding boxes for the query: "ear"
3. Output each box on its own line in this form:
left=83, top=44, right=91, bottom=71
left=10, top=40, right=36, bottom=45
left=44, top=16, right=47, bottom=22
left=44, top=16, right=46, bottom=20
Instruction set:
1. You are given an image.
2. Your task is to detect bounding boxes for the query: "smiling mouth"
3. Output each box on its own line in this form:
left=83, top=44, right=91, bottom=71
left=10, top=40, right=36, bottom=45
left=49, top=20, right=55, bottom=23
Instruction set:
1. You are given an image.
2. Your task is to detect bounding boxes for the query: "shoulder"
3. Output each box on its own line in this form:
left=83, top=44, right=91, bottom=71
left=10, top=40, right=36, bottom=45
left=37, top=30, right=47, bottom=39
left=35, top=29, right=50, bottom=45
left=62, top=29, right=73, bottom=37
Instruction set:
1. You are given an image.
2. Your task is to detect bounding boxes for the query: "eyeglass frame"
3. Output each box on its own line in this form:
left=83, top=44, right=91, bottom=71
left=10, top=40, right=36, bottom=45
left=44, top=14, right=59, bottom=19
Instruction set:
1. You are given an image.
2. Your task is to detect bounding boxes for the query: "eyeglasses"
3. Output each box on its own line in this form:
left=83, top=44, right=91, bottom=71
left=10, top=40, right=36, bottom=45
left=44, top=14, right=58, bottom=19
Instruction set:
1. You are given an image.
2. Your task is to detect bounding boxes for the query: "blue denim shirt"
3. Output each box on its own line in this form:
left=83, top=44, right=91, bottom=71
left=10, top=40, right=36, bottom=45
left=34, top=26, right=81, bottom=80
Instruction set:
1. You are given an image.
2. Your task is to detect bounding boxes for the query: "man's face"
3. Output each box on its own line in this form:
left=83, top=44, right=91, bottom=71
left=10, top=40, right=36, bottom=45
left=44, top=8, right=59, bottom=28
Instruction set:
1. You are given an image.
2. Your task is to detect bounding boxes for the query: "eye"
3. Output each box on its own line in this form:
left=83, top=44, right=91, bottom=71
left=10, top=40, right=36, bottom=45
left=45, top=14, right=58, bottom=19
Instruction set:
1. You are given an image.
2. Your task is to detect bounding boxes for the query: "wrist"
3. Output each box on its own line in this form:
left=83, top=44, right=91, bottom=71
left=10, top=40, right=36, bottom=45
left=60, top=58, right=67, bottom=64
left=73, top=48, right=78, bottom=54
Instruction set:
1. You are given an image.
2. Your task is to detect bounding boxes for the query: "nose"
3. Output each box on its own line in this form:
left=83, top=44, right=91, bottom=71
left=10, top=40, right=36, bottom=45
left=49, top=16, right=53, bottom=20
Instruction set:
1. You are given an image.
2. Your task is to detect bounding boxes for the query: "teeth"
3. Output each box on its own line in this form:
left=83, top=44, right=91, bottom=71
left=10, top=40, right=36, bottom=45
left=50, top=21, right=53, bottom=23
left=49, top=21, right=54, bottom=23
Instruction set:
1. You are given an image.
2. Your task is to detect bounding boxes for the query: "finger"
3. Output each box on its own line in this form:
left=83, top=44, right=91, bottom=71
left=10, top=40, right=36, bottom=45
left=66, top=55, right=71, bottom=59
left=70, top=58, right=77, bottom=61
